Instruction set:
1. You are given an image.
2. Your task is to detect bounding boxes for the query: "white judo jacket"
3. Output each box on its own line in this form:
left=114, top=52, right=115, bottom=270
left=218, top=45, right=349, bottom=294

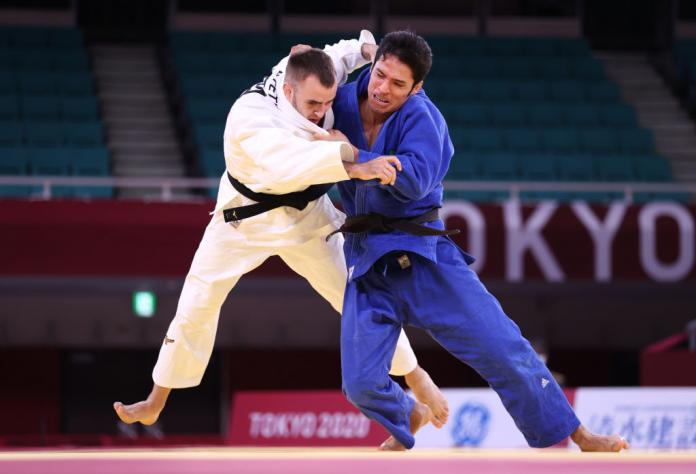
left=213, top=31, right=376, bottom=246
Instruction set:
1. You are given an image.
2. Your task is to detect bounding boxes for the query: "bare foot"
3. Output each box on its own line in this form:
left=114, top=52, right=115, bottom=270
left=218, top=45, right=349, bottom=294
left=378, top=401, right=432, bottom=451
left=571, top=425, right=630, bottom=452
left=404, top=365, right=449, bottom=428
left=114, top=384, right=171, bottom=426
left=113, top=400, right=161, bottom=425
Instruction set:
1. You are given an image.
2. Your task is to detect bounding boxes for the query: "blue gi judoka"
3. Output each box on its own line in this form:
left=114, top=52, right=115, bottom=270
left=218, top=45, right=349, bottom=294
left=332, top=67, right=581, bottom=449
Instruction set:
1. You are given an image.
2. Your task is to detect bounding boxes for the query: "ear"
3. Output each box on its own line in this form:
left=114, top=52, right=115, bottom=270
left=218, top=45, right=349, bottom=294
left=410, top=81, right=423, bottom=96
left=283, top=81, right=293, bottom=101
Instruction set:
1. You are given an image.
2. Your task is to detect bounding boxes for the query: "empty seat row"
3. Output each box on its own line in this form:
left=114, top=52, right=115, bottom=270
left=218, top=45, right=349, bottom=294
left=443, top=103, right=639, bottom=128
left=430, top=57, right=605, bottom=80
left=0, top=49, right=90, bottom=71
left=449, top=127, right=655, bottom=155
left=0, top=27, right=84, bottom=49
left=0, top=121, right=104, bottom=147
left=426, top=79, right=620, bottom=103
left=0, top=95, right=99, bottom=121
left=0, top=71, right=94, bottom=96
left=170, top=31, right=591, bottom=58
left=0, top=146, right=112, bottom=198
left=178, top=74, right=266, bottom=99
left=173, top=51, right=280, bottom=75
left=448, top=153, right=672, bottom=182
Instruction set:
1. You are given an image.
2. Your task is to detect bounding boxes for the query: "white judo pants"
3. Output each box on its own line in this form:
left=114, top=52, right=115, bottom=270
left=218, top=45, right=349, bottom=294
left=153, top=213, right=417, bottom=388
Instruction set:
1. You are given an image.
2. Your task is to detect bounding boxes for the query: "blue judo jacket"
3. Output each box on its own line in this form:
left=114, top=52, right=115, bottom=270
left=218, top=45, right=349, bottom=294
left=333, top=68, right=472, bottom=280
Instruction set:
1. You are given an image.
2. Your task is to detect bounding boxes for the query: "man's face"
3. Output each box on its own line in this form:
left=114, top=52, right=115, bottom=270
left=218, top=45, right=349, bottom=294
left=367, top=54, right=422, bottom=115
left=283, top=74, right=337, bottom=125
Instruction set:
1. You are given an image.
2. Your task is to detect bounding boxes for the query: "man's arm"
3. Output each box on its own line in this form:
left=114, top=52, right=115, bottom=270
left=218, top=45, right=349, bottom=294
left=322, top=30, right=377, bottom=86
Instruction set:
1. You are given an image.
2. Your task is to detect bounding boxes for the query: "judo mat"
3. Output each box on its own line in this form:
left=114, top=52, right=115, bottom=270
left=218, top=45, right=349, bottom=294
left=2, top=448, right=696, bottom=474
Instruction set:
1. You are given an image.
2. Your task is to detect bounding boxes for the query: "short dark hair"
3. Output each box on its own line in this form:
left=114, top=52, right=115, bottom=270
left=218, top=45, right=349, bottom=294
left=374, top=30, right=432, bottom=85
left=286, top=48, right=336, bottom=88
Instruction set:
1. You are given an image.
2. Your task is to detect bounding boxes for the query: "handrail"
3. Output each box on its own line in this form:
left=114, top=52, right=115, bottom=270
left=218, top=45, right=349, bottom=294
left=0, top=175, right=694, bottom=202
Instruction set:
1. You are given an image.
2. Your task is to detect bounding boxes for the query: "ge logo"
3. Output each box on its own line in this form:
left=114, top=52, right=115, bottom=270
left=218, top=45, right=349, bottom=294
left=451, top=402, right=490, bottom=447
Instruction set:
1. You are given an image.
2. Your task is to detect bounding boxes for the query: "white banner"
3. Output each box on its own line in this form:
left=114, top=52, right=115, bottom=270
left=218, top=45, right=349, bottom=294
left=413, top=388, right=529, bottom=448
left=572, top=387, right=696, bottom=450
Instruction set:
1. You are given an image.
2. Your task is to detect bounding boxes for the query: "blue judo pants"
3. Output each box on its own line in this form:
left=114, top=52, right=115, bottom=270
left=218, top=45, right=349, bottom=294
left=341, top=237, right=581, bottom=449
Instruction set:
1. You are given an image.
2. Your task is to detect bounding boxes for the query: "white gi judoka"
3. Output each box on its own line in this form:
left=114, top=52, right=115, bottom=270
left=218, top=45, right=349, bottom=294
left=152, top=31, right=418, bottom=389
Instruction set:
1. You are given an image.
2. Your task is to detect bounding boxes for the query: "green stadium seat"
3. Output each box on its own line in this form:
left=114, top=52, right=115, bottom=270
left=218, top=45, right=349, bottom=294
left=559, top=155, right=596, bottom=181
left=0, top=146, right=30, bottom=197
left=0, top=72, right=17, bottom=94
left=597, top=155, right=636, bottom=181
left=56, top=72, right=94, bottom=96
left=514, top=81, right=548, bottom=102
left=504, top=128, right=541, bottom=154
left=491, top=105, right=526, bottom=128
left=63, top=122, right=104, bottom=147
left=479, top=81, right=514, bottom=102
left=21, top=96, right=62, bottom=120
left=636, top=156, right=672, bottom=181
left=519, top=154, right=558, bottom=181
left=579, top=129, right=619, bottom=155
left=448, top=152, right=482, bottom=180
left=542, top=129, right=579, bottom=154
left=618, top=129, right=655, bottom=155
left=442, top=103, right=490, bottom=127
left=601, top=104, right=637, bottom=128
left=584, top=83, right=620, bottom=102
left=572, top=58, right=606, bottom=80
left=53, top=51, right=90, bottom=71
left=18, top=73, right=57, bottom=95
left=9, top=28, right=49, bottom=48
left=537, top=60, right=573, bottom=79
left=500, top=59, right=535, bottom=80
left=564, top=105, right=600, bottom=128
left=0, top=95, right=19, bottom=120
left=550, top=81, right=584, bottom=102
left=528, top=103, right=563, bottom=128
left=199, top=149, right=225, bottom=177
left=61, top=96, right=99, bottom=121
left=481, top=152, right=518, bottom=180
left=194, top=123, right=224, bottom=150
left=188, top=98, right=230, bottom=123
left=0, top=121, right=22, bottom=146
left=23, top=122, right=64, bottom=147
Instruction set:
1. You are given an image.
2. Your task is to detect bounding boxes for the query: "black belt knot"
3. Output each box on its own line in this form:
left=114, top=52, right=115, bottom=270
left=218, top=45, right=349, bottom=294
left=223, top=172, right=333, bottom=223
left=326, top=208, right=460, bottom=241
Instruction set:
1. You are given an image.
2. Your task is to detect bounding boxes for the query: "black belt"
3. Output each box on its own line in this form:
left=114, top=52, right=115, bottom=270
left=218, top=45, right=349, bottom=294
left=223, top=172, right=333, bottom=223
left=326, top=208, right=460, bottom=240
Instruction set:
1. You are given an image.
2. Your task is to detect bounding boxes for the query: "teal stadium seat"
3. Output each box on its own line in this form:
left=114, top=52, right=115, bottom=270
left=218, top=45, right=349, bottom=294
left=21, top=96, right=61, bottom=120
left=528, top=103, right=564, bottom=128
left=542, top=129, right=579, bottom=154
left=601, top=104, right=637, bottom=128
left=0, top=146, right=30, bottom=197
left=579, top=129, right=619, bottom=155
left=618, top=129, right=655, bottom=155
left=448, top=152, right=482, bottom=180
left=519, top=155, right=558, bottom=181
left=0, top=95, right=19, bottom=120
left=0, top=121, right=22, bottom=146
left=504, top=128, right=541, bottom=154
left=63, top=122, right=104, bottom=147
left=551, top=81, right=584, bottom=102
left=481, top=152, right=518, bottom=180
left=62, top=96, right=99, bottom=121
left=491, top=104, right=526, bottom=128
left=23, top=121, right=64, bottom=147
left=564, top=104, right=599, bottom=128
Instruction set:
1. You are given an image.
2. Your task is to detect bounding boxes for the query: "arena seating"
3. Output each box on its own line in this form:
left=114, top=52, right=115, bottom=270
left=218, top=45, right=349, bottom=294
left=168, top=32, right=675, bottom=203
left=0, top=26, right=111, bottom=198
